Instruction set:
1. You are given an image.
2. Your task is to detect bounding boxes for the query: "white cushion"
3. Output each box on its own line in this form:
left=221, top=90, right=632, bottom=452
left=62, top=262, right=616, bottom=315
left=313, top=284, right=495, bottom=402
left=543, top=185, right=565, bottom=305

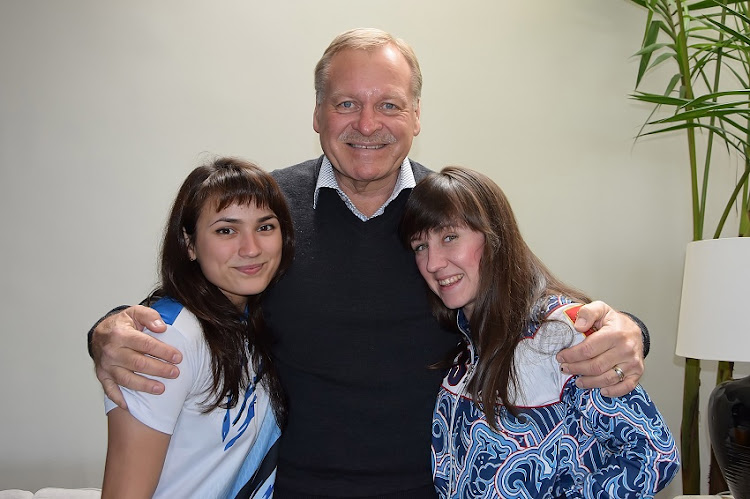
left=0, top=490, right=101, bottom=499
left=34, top=490, right=100, bottom=499
left=0, top=491, right=33, bottom=499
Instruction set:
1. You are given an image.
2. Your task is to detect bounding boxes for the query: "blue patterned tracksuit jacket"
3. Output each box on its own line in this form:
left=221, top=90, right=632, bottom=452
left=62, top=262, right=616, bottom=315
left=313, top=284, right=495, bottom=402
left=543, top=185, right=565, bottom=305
left=432, top=296, right=679, bottom=498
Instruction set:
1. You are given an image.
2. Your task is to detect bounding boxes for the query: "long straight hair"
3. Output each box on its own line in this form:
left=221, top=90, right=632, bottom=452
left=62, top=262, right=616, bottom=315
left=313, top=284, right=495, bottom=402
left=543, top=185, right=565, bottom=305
left=157, top=157, right=293, bottom=424
left=400, top=166, right=588, bottom=428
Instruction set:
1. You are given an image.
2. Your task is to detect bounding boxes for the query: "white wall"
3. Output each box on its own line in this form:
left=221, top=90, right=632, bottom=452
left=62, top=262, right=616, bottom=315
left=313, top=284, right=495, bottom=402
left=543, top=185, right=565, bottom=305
left=1, top=1, right=745, bottom=496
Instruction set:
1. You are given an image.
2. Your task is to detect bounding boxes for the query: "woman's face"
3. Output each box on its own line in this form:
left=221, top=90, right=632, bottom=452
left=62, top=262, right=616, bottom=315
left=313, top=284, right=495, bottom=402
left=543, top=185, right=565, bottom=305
left=410, top=225, right=485, bottom=319
left=187, top=201, right=283, bottom=310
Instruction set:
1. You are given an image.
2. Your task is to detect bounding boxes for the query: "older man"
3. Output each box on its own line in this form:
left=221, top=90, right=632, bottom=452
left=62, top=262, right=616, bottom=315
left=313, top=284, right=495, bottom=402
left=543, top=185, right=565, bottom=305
left=91, top=29, right=647, bottom=498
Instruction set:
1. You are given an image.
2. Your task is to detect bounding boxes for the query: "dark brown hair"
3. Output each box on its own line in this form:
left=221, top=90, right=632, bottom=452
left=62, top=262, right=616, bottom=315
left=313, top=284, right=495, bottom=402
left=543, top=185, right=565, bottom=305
left=157, top=157, right=293, bottom=424
left=400, top=166, right=588, bottom=428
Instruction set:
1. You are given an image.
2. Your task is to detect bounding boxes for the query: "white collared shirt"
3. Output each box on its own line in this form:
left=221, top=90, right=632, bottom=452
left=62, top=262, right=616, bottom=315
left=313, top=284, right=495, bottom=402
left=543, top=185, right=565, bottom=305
left=312, top=156, right=416, bottom=221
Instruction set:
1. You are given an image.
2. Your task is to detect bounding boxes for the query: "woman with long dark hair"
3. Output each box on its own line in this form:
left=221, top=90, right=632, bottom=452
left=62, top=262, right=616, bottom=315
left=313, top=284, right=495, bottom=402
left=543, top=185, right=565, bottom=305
left=400, top=166, right=679, bottom=498
left=102, top=158, right=293, bottom=498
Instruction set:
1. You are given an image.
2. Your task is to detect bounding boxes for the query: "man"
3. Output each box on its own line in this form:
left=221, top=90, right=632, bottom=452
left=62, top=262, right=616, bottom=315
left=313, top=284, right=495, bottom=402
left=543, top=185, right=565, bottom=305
left=91, top=29, right=647, bottom=498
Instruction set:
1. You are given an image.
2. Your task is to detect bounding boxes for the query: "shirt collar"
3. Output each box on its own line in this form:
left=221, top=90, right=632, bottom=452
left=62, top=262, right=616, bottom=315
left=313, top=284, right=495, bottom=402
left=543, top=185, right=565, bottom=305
left=313, top=155, right=416, bottom=221
left=457, top=308, right=471, bottom=337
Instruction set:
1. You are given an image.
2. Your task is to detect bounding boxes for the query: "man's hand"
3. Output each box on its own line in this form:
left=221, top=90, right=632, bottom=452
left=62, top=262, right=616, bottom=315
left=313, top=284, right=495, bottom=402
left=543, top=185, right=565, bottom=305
left=556, top=300, right=644, bottom=397
left=92, top=305, right=183, bottom=409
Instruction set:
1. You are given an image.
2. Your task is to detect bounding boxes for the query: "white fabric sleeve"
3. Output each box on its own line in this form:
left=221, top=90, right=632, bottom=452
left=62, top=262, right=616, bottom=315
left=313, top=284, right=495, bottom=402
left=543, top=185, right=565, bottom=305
left=103, top=325, right=198, bottom=435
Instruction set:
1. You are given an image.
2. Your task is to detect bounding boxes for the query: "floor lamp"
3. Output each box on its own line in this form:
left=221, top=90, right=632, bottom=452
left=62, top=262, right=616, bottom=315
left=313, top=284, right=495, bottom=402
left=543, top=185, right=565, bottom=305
left=676, top=237, right=750, bottom=499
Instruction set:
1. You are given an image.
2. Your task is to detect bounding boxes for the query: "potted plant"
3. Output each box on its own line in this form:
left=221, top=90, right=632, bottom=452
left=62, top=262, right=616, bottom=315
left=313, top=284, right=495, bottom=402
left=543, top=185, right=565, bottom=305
left=627, top=0, right=750, bottom=494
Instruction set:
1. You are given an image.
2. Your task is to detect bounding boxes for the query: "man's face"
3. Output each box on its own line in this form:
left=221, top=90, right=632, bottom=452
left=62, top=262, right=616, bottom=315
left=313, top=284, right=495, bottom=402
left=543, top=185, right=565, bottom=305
left=313, top=45, right=421, bottom=190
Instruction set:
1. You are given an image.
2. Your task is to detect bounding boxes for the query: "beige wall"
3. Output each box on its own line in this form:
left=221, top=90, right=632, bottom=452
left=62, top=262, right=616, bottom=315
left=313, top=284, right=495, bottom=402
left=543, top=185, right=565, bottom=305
left=2, top=1, right=746, bottom=496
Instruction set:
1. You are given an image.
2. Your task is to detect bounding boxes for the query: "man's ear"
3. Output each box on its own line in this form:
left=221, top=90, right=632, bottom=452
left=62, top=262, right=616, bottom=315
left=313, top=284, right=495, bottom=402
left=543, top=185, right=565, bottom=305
left=313, top=103, right=321, bottom=133
left=413, top=99, right=421, bottom=136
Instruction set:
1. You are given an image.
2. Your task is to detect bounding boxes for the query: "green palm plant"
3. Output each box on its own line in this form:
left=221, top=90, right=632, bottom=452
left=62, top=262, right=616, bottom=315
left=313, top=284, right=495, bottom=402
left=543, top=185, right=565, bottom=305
left=627, top=0, right=750, bottom=493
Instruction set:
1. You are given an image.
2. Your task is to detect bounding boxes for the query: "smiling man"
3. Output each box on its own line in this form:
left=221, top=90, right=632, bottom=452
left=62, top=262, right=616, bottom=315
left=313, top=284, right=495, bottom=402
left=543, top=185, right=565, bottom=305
left=90, top=28, right=648, bottom=498
left=312, top=41, right=421, bottom=217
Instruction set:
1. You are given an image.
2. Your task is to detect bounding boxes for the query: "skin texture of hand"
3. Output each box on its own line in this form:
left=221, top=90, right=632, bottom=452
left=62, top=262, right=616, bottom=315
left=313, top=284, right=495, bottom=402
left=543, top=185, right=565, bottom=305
left=556, top=300, right=645, bottom=397
left=92, top=305, right=183, bottom=409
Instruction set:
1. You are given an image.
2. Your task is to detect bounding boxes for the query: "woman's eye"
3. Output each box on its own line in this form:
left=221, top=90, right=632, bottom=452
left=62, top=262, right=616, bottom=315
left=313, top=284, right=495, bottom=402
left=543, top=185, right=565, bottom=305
left=258, top=223, right=276, bottom=232
left=444, top=234, right=458, bottom=243
left=412, top=243, right=426, bottom=252
left=216, top=227, right=235, bottom=235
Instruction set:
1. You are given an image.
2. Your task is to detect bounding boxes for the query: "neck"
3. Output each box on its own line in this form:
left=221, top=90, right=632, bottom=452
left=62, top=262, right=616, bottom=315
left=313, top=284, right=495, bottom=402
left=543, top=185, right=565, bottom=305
left=334, top=172, right=398, bottom=217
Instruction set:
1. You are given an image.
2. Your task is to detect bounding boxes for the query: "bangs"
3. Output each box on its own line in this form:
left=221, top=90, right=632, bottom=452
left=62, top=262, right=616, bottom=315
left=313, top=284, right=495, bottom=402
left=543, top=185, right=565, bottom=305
left=400, top=173, right=479, bottom=245
left=198, top=166, right=278, bottom=214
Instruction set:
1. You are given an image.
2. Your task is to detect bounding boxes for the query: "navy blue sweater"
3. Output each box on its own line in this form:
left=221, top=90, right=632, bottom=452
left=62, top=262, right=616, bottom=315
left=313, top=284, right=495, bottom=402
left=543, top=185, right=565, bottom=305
left=266, top=158, right=457, bottom=497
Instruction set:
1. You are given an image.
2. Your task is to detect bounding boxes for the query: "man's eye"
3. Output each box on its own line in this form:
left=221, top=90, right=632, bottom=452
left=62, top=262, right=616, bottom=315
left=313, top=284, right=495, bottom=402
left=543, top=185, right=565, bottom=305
left=383, top=102, right=397, bottom=110
left=338, top=101, right=354, bottom=109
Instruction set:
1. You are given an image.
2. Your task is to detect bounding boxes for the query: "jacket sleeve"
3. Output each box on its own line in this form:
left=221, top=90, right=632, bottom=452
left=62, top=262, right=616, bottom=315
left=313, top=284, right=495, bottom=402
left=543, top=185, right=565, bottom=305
left=560, top=382, right=680, bottom=498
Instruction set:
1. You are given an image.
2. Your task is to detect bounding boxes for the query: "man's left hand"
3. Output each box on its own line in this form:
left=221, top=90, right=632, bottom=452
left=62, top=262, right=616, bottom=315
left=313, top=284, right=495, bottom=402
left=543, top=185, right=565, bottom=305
left=556, top=300, right=644, bottom=397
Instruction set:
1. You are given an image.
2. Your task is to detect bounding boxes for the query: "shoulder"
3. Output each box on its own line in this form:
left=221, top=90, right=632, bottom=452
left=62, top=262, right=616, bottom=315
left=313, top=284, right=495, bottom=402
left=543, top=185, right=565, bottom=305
left=511, top=296, right=586, bottom=406
left=525, top=295, right=583, bottom=337
left=151, top=296, right=184, bottom=325
left=271, top=157, right=323, bottom=187
left=409, top=159, right=432, bottom=181
left=147, top=296, right=203, bottom=349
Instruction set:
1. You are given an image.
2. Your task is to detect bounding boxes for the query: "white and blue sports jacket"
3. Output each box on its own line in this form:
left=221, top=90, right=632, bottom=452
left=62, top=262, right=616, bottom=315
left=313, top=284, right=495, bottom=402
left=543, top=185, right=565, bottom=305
left=432, top=296, right=679, bottom=498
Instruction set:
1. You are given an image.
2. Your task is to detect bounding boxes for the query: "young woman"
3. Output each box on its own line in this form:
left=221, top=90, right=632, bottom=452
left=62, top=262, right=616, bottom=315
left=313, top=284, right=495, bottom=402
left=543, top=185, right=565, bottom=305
left=102, top=158, right=293, bottom=498
left=400, top=167, right=679, bottom=498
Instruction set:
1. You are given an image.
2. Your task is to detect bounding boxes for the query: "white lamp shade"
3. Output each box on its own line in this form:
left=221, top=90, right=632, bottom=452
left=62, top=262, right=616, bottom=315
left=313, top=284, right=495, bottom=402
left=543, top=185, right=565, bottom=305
left=675, top=237, right=750, bottom=362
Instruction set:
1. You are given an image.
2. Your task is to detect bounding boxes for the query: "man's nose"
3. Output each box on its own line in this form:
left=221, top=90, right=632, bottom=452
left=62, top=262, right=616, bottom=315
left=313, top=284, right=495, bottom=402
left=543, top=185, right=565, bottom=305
left=353, top=106, right=382, bottom=136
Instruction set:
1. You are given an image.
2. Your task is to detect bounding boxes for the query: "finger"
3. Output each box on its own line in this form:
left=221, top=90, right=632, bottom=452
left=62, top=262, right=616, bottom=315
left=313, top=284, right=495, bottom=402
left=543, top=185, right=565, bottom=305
left=111, top=366, right=167, bottom=396
left=560, top=351, right=618, bottom=377
left=557, top=333, right=615, bottom=366
left=127, top=330, right=182, bottom=365
left=573, top=300, right=609, bottom=333
left=100, top=375, right=128, bottom=410
left=574, top=367, right=628, bottom=390
left=562, top=347, right=645, bottom=380
left=103, top=341, right=180, bottom=379
left=601, top=377, right=639, bottom=397
left=129, top=305, right=167, bottom=333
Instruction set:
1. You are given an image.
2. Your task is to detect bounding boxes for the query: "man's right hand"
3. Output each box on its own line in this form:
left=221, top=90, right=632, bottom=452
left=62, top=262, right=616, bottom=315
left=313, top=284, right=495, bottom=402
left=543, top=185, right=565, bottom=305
left=92, top=305, right=183, bottom=409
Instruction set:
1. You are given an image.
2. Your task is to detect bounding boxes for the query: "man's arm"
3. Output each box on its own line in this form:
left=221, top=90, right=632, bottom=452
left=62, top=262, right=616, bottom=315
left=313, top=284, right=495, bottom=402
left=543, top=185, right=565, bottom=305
left=89, top=305, right=182, bottom=409
left=557, top=301, right=647, bottom=398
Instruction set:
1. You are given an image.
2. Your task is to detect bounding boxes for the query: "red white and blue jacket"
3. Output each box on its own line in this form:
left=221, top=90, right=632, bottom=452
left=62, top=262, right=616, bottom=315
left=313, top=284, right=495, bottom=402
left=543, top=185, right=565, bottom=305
left=432, top=295, right=679, bottom=498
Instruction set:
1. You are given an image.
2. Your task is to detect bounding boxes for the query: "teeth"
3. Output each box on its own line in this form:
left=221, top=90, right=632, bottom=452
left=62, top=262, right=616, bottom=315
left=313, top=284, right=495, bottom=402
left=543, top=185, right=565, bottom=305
left=350, top=144, right=384, bottom=149
left=438, top=275, right=463, bottom=286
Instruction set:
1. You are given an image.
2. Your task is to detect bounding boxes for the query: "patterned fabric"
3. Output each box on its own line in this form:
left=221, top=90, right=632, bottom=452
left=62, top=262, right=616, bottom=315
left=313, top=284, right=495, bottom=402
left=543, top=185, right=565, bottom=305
left=432, top=297, right=679, bottom=498
left=312, top=155, right=416, bottom=220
